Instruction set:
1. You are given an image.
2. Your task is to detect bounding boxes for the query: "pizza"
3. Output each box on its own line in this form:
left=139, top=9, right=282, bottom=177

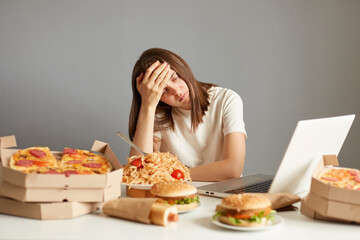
left=59, top=147, right=113, bottom=174
left=318, top=167, right=360, bottom=190
left=10, top=147, right=58, bottom=173
left=9, top=147, right=113, bottom=175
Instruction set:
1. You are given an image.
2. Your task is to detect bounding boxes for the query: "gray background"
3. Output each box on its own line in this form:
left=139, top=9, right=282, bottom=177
left=1, top=0, right=359, bottom=175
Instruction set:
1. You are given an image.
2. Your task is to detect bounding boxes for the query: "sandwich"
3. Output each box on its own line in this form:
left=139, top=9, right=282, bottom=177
left=150, top=181, right=200, bottom=211
left=102, top=198, right=178, bottom=226
left=213, top=193, right=276, bottom=227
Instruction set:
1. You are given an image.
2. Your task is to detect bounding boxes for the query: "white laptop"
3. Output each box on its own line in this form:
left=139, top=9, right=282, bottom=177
left=197, top=114, right=355, bottom=197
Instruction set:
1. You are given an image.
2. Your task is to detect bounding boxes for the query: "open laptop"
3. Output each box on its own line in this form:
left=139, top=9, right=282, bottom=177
left=197, top=114, right=355, bottom=197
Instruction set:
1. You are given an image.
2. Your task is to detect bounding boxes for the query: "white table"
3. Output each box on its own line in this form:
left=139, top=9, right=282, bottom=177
left=0, top=183, right=359, bottom=240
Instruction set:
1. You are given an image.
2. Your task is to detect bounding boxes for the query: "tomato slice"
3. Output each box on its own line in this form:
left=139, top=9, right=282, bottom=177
left=33, top=161, right=50, bottom=167
left=171, top=169, right=185, bottom=180
left=131, top=158, right=143, bottom=168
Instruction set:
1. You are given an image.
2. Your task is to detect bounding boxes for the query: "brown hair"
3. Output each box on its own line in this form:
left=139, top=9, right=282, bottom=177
left=129, top=48, right=216, bottom=140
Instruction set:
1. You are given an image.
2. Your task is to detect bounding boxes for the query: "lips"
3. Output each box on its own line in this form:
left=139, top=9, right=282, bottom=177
left=179, top=91, right=188, bottom=102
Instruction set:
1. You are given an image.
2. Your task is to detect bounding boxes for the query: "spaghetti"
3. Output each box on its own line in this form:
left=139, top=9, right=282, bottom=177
left=122, top=152, right=191, bottom=188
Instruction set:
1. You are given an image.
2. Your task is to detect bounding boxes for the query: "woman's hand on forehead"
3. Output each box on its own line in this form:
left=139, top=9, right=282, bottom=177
left=135, top=61, right=173, bottom=109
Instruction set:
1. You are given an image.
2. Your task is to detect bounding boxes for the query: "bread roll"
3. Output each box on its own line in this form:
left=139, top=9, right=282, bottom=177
left=150, top=203, right=178, bottom=226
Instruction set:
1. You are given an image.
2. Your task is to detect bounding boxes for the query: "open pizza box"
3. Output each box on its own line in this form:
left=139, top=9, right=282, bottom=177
left=0, top=196, right=103, bottom=220
left=301, top=155, right=360, bottom=224
left=310, top=155, right=360, bottom=204
left=0, top=135, right=123, bottom=202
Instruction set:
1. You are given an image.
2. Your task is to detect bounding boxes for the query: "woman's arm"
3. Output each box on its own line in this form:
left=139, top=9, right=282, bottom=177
left=130, top=61, right=172, bottom=156
left=189, top=132, right=246, bottom=181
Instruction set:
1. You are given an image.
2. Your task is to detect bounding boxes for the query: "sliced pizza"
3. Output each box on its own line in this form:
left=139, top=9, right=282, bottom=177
left=10, top=147, right=58, bottom=174
left=60, top=147, right=113, bottom=174
left=318, top=167, right=360, bottom=190
left=9, top=147, right=113, bottom=175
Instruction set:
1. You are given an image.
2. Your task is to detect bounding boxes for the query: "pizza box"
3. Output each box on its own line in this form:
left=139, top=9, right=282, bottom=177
left=310, top=155, right=360, bottom=205
left=303, top=192, right=360, bottom=224
left=0, top=196, right=103, bottom=220
left=0, top=135, right=123, bottom=188
left=300, top=195, right=352, bottom=223
left=0, top=179, right=121, bottom=202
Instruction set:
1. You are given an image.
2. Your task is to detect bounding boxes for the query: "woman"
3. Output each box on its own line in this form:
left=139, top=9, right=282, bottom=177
left=129, top=48, right=246, bottom=181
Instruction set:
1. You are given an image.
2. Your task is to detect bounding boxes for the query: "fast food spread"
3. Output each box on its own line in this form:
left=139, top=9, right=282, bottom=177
left=150, top=181, right=200, bottom=212
left=10, top=147, right=113, bottom=175
left=318, top=167, right=360, bottom=190
left=122, top=151, right=191, bottom=187
left=212, top=194, right=276, bottom=227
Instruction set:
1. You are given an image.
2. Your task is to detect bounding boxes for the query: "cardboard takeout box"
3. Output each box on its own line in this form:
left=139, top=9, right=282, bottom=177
left=0, top=196, right=103, bottom=220
left=310, top=155, right=360, bottom=205
left=0, top=135, right=123, bottom=202
left=301, top=155, right=360, bottom=224
left=300, top=195, right=351, bottom=223
left=0, top=180, right=121, bottom=202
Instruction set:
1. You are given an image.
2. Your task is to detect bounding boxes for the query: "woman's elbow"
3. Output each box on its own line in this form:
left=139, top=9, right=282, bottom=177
left=224, top=159, right=244, bottom=179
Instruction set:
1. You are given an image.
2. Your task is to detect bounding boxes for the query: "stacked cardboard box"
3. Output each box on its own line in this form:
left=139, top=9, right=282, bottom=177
left=0, top=135, right=123, bottom=220
left=301, top=155, right=360, bottom=224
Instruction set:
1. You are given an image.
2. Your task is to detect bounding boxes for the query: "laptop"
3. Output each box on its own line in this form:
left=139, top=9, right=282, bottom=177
left=197, top=114, right=355, bottom=197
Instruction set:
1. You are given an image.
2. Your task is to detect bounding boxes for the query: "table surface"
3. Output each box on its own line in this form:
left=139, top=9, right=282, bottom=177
left=0, top=182, right=359, bottom=240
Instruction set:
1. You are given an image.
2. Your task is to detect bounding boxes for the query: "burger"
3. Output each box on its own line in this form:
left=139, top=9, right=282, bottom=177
left=213, top=194, right=275, bottom=227
left=150, top=181, right=200, bottom=211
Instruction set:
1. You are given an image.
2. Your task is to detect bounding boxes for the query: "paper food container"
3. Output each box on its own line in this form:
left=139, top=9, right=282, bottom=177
left=0, top=180, right=121, bottom=202
left=303, top=155, right=360, bottom=224
left=310, top=155, right=360, bottom=204
left=0, top=196, right=103, bottom=220
left=300, top=195, right=352, bottom=223
left=304, top=192, right=360, bottom=223
left=0, top=135, right=123, bottom=202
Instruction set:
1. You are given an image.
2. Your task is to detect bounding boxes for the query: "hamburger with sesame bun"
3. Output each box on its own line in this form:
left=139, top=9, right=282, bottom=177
left=150, top=181, right=200, bottom=211
left=213, top=194, right=276, bottom=227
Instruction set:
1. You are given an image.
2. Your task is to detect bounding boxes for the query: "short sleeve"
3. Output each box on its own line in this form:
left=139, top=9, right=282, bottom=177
left=222, top=90, right=247, bottom=137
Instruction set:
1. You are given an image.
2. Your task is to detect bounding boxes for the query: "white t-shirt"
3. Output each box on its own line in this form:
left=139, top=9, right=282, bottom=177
left=157, top=86, right=246, bottom=167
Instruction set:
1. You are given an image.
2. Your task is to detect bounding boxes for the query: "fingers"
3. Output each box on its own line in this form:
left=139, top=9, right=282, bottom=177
left=148, top=62, right=168, bottom=84
left=136, top=72, right=144, bottom=89
left=158, top=68, right=173, bottom=89
left=143, top=61, right=161, bottom=84
left=154, top=65, right=170, bottom=86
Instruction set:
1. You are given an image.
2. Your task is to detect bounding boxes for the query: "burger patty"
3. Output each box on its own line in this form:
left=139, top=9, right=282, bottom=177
left=215, top=205, right=270, bottom=216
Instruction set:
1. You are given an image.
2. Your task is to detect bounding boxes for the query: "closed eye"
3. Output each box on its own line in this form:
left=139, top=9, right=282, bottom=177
left=172, top=74, right=178, bottom=82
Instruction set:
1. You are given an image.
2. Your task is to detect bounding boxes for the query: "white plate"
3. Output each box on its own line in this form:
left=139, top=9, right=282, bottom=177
left=121, top=183, right=153, bottom=190
left=212, top=215, right=285, bottom=231
left=177, top=203, right=200, bottom=214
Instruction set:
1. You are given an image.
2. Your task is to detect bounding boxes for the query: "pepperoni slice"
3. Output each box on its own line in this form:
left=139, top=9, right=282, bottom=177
left=45, top=170, right=61, bottom=174
left=29, top=149, right=46, bottom=159
left=63, top=170, right=79, bottom=177
left=355, top=174, right=360, bottom=183
left=348, top=169, right=359, bottom=176
left=63, top=148, right=78, bottom=154
left=66, top=160, right=82, bottom=164
left=15, top=159, right=34, bottom=167
left=82, top=163, right=102, bottom=168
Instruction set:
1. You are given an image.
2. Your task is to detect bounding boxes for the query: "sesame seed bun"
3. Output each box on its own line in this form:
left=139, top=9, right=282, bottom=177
left=150, top=181, right=197, bottom=197
left=220, top=194, right=271, bottom=211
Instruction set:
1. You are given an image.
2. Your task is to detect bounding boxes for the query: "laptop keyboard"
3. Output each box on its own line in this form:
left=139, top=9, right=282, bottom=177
left=225, top=180, right=273, bottom=194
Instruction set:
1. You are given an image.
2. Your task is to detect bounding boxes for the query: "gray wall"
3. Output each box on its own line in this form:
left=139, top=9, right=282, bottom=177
left=1, top=0, right=360, bottom=175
